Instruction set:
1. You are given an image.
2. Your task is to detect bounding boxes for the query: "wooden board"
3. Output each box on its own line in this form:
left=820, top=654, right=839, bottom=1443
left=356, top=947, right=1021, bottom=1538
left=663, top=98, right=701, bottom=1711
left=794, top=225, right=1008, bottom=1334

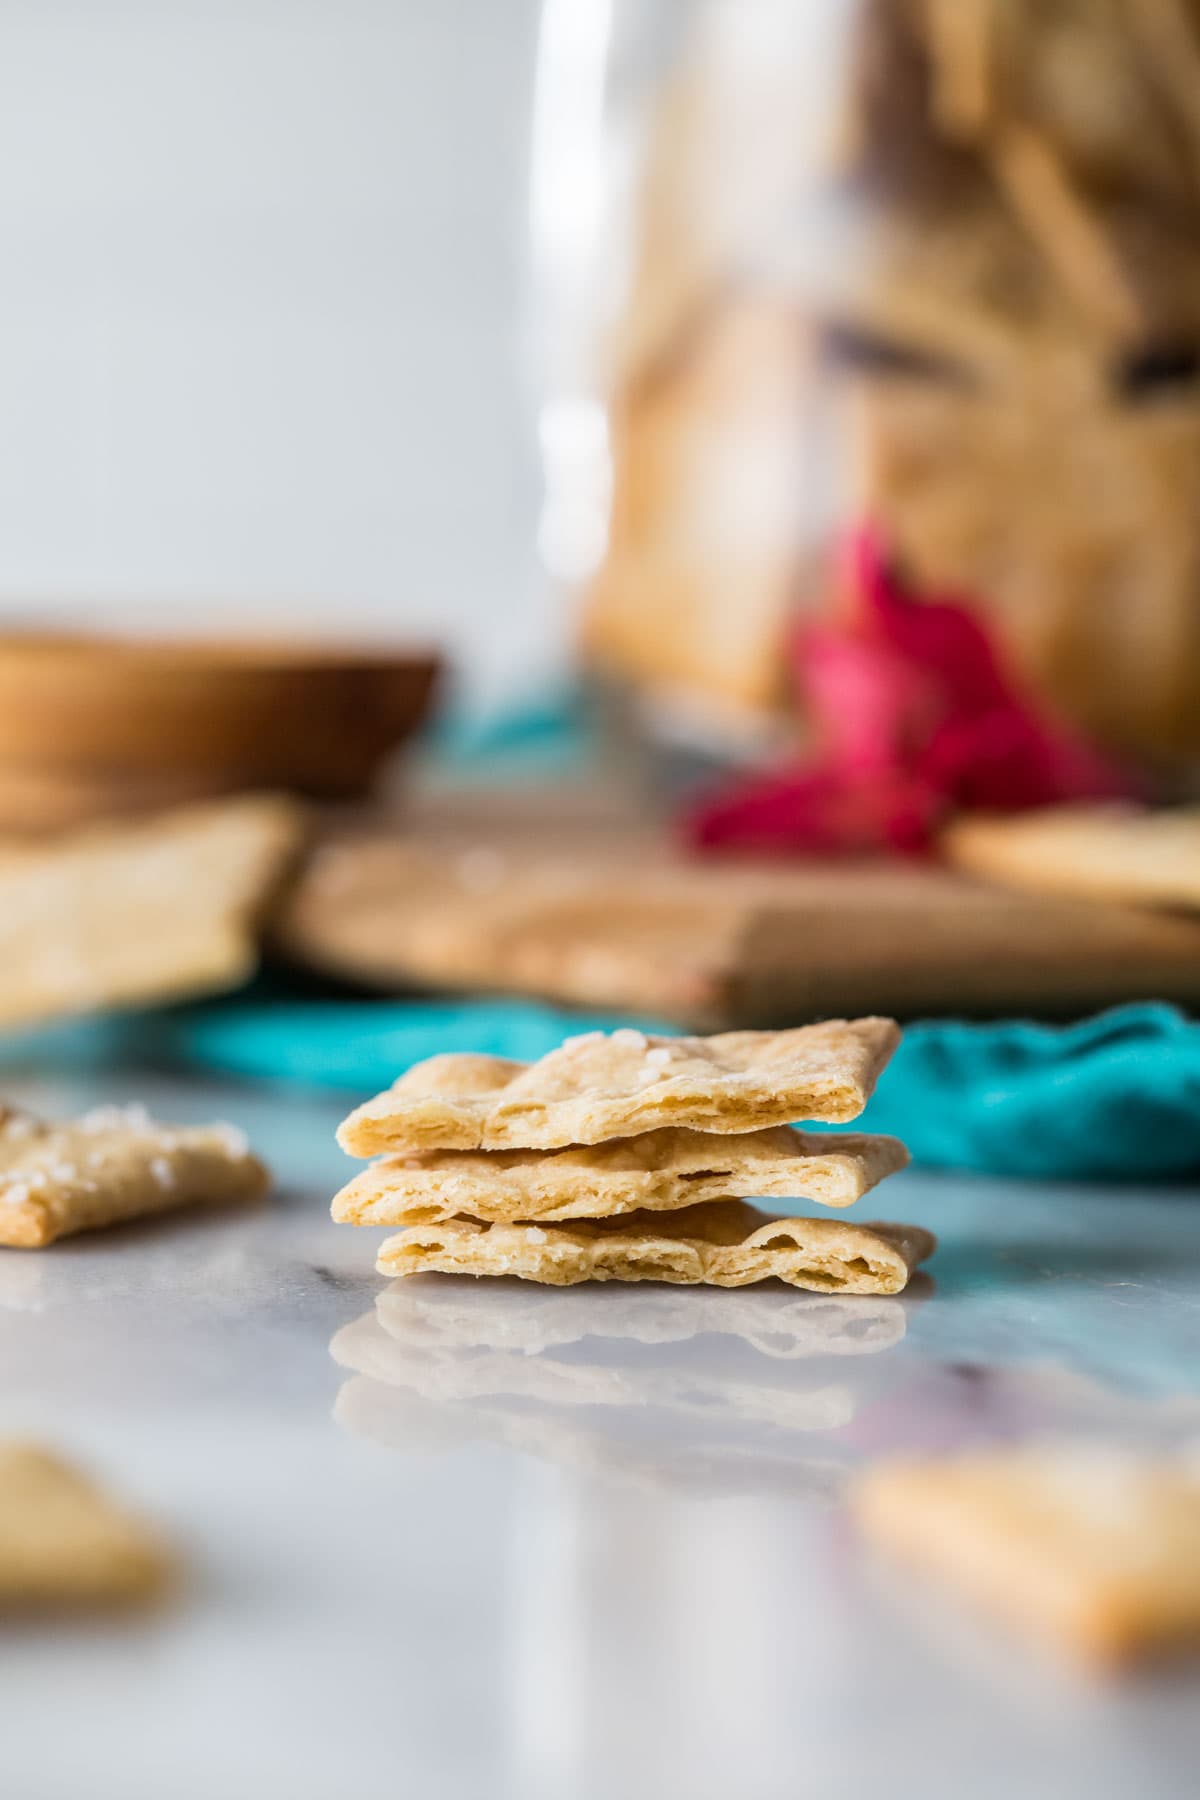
left=277, top=800, right=1200, bottom=1027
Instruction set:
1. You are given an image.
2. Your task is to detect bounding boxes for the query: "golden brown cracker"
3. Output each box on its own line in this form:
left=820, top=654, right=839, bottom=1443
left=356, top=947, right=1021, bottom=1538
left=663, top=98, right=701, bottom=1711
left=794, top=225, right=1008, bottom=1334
left=0, top=793, right=304, bottom=1030
left=854, top=1443, right=1200, bottom=1666
left=0, top=1442, right=172, bottom=1609
left=376, top=1201, right=934, bottom=1294
left=337, top=1018, right=900, bottom=1156
left=943, top=804, right=1200, bottom=910
left=0, top=1104, right=269, bottom=1248
left=333, top=1125, right=908, bottom=1227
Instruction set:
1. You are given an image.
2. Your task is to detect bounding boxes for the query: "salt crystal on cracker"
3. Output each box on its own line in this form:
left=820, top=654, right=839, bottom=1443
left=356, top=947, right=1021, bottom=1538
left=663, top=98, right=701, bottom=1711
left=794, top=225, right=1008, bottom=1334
left=338, top=1018, right=900, bottom=1156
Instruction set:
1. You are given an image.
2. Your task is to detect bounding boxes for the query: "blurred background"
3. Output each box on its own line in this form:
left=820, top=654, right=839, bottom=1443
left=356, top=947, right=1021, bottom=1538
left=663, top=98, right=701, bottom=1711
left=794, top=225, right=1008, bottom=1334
left=4, top=0, right=1200, bottom=773
left=0, top=0, right=552, bottom=713
left=3, top=0, right=1200, bottom=1149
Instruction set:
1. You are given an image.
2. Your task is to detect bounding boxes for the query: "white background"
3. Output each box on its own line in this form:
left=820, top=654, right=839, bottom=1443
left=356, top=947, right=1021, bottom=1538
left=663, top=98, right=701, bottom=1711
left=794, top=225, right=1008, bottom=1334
left=0, top=0, right=560, bottom=709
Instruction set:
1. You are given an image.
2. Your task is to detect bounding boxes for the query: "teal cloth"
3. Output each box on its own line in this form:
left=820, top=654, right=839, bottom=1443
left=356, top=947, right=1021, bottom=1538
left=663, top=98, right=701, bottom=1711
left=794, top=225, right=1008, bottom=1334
left=3, top=998, right=1197, bottom=1181
left=851, top=1003, right=1200, bottom=1181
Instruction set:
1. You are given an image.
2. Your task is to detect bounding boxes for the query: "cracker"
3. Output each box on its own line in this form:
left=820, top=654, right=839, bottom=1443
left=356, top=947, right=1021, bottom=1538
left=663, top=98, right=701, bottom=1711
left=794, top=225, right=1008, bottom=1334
left=337, top=1018, right=900, bottom=1156
left=374, top=1279, right=909, bottom=1359
left=0, top=1103, right=269, bottom=1248
left=0, top=793, right=304, bottom=1030
left=0, top=1442, right=172, bottom=1608
left=331, top=1312, right=855, bottom=1432
left=942, top=804, right=1200, bottom=910
left=376, top=1202, right=935, bottom=1294
left=853, top=1444, right=1200, bottom=1666
left=333, top=1125, right=908, bottom=1227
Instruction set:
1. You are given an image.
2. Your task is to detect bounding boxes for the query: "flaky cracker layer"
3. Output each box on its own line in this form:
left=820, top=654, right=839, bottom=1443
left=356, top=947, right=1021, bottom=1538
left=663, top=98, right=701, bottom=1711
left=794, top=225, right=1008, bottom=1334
left=376, top=1200, right=934, bottom=1294
left=333, top=1125, right=908, bottom=1227
left=338, top=1018, right=900, bottom=1156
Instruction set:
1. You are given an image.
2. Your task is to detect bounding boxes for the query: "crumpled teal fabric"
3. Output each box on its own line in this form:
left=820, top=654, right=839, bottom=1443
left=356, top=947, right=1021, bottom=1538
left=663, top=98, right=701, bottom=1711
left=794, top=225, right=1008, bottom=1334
left=849, top=1003, right=1200, bottom=1180
left=3, top=997, right=1197, bottom=1181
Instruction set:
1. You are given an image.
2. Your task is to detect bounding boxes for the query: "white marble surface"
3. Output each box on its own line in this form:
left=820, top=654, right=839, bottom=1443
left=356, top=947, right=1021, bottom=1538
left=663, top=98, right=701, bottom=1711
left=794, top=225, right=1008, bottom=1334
left=2, top=1066, right=1199, bottom=1800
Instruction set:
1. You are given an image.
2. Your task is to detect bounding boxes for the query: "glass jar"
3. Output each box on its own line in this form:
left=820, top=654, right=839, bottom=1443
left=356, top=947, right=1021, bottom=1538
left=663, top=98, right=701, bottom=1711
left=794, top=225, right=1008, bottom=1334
left=531, top=0, right=1200, bottom=770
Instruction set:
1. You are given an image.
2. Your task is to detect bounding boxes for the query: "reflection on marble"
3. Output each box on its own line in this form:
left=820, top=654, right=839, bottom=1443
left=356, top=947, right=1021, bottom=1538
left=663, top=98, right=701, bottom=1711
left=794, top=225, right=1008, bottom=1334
left=373, top=1278, right=913, bottom=1359
left=335, top=1375, right=851, bottom=1502
left=330, top=1268, right=1200, bottom=1800
left=331, top=1275, right=923, bottom=1500
left=332, top=1241, right=1200, bottom=1516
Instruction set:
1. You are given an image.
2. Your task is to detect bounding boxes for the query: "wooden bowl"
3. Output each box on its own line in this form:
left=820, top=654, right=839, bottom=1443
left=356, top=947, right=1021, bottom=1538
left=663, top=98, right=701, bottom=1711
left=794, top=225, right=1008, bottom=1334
left=0, top=633, right=442, bottom=816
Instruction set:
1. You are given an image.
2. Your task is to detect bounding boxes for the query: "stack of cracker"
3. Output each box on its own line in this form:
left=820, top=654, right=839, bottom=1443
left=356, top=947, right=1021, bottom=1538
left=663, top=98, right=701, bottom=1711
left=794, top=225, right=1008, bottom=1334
left=333, top=1018, right=933, bottom=1297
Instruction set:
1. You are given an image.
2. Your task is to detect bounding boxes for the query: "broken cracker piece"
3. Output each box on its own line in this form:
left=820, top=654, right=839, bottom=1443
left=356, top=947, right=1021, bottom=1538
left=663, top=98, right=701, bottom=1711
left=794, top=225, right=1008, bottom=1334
left=333, top=1125, right=909, bottom=1227
left=0, top=793, right=304, bottom=1030
left=942, top=804, right=1200, bottom=910
left=854, top=1444, right=1200, bottom=1667
left=0, top=1103, right=269, bottom=1248
left=376, top=1201, right=934, bottom=1294
left=337, top=1018, right=900, bottom=1155
left=0, top=1442, right=172, bottom=1609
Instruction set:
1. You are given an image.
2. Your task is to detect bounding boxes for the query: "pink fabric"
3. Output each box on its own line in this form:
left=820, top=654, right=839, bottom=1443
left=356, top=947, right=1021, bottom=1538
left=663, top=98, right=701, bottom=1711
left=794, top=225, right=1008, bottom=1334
left=687, top=529, right=1133, bottom=855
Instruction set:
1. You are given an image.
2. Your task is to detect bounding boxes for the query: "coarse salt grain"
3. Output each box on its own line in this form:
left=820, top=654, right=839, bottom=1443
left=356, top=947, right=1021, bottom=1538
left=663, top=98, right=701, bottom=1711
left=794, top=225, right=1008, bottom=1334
left=611, top=1029, right=648, bottom=1050
left=150, top=1157, right=175, bottom=1190
left=79, top=1103, right=152, bottom=1134
left=19, top=1171, right=48, bottom=1189
left=212, top=1123, right=250, bottom=1158
left=0, top=1112, right=40, bottom=1141
left=562, top=1031, right=604, bottom=1049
